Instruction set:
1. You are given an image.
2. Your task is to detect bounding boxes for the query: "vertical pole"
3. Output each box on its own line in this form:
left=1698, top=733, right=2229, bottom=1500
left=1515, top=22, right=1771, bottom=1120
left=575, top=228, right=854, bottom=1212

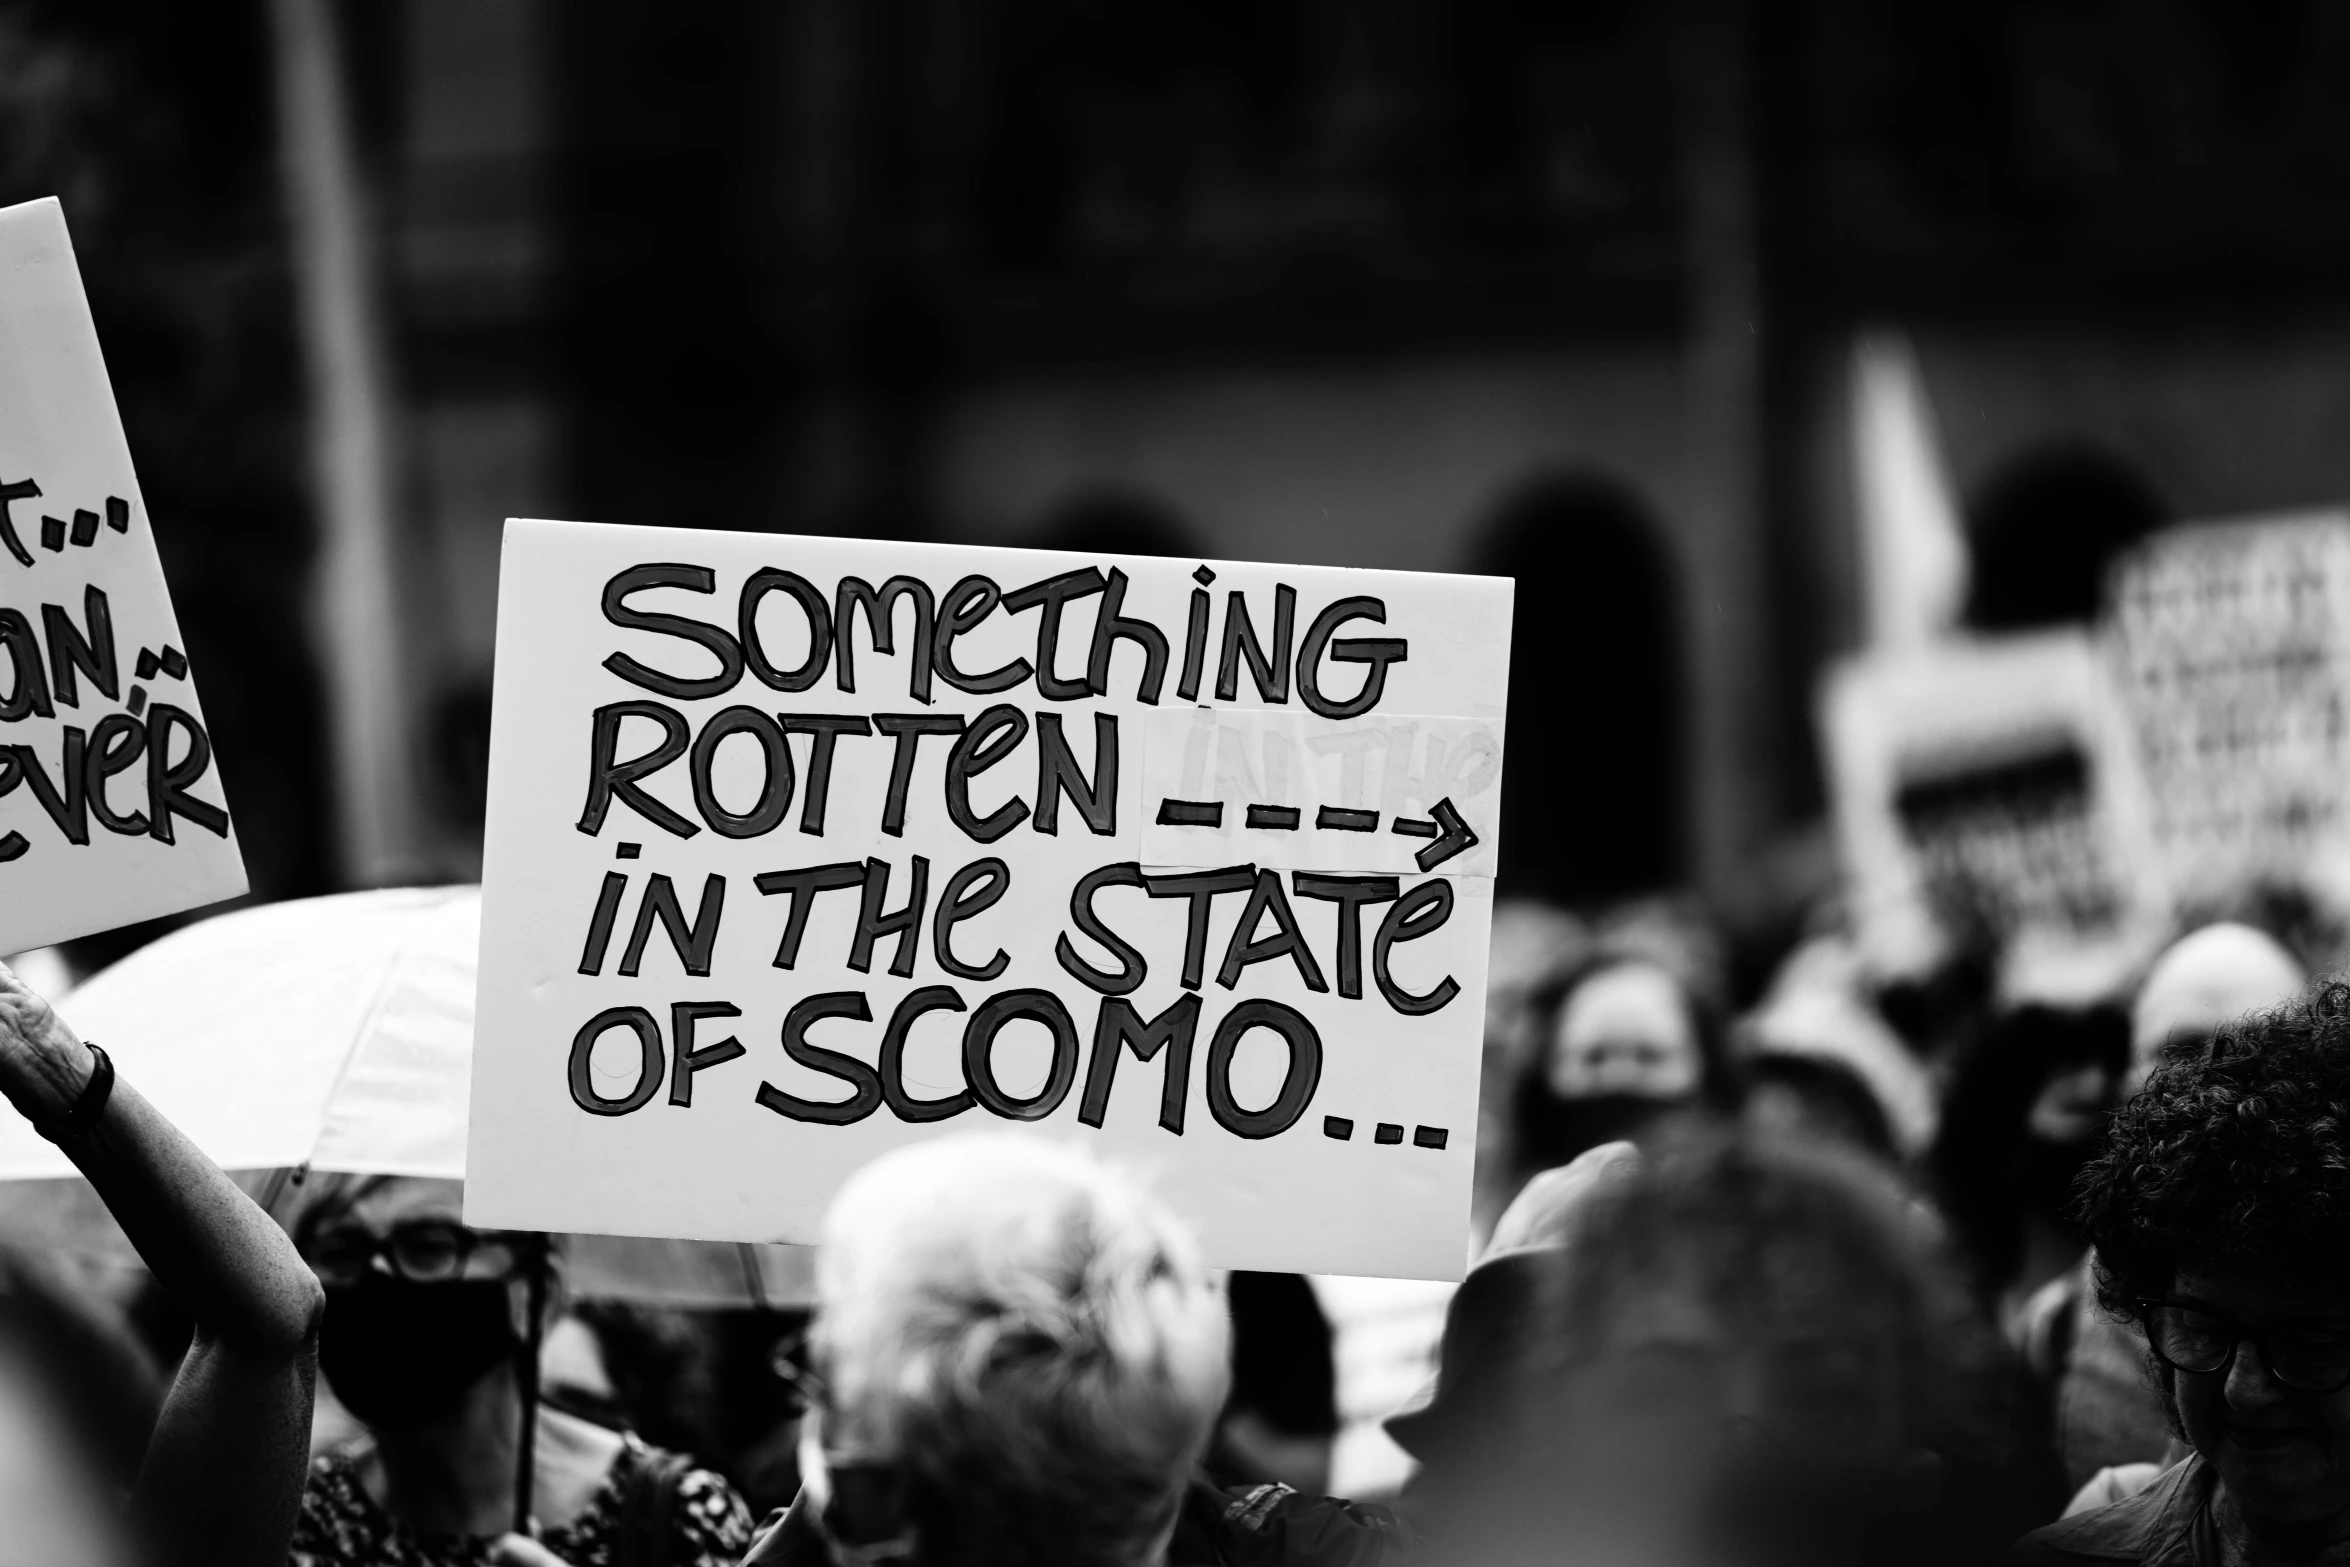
left=513, top=1235, right=550, bottom=1534
left=267, top=0, right=415, bottom=888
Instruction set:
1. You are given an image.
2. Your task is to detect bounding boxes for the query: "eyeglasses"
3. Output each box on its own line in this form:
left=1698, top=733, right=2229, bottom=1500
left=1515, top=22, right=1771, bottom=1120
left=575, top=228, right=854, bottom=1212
left=307, top=1220, right=520, bottom=1287
left=2138, top=1298, right=2350, bottom=1395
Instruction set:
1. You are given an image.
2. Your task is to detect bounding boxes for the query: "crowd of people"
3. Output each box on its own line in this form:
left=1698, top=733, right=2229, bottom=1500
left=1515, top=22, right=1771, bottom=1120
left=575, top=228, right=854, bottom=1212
left=5, top=881, right=2350, bottom=1566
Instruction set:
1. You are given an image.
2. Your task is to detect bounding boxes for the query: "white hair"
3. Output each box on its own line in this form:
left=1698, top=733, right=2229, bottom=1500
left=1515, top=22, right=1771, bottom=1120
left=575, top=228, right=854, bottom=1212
left=814, top=1136, right=1231, bottom=1567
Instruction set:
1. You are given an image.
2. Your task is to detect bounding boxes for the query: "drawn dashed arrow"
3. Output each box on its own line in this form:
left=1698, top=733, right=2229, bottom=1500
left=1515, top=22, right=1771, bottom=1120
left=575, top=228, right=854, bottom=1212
left=1155, top=791, right=1478, bottom=870
left=1391, top=796, right=1478, bottom=871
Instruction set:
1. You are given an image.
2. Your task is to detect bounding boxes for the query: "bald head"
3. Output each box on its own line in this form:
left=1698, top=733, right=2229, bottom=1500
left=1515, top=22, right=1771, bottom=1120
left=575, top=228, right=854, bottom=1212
left=2129, top=923, right=2306, bottom=1092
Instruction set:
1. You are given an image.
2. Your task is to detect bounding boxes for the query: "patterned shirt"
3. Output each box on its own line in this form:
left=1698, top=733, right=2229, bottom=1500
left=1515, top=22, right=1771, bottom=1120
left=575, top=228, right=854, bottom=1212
left=291, top=1435, right=755, bottom=1567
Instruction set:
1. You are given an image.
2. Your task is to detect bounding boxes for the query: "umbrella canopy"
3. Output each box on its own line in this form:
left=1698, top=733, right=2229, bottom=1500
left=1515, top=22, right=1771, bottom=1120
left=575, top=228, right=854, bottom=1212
left=0, top=886, right=810, bottom=1306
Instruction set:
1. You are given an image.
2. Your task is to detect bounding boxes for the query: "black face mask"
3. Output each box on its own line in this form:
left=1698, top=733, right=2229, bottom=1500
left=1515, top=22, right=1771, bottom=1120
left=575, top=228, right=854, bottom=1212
left=320, top=1274, right=519, bottom=1429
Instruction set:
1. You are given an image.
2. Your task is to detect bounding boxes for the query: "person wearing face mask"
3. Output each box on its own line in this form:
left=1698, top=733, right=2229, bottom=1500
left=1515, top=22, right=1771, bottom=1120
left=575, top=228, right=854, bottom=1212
left=2008, top=977, right=2350, bottom=1565
left=2013, top=924, right=2308, bottom=1500
left=287, top=1176, right=753, bottom=1567
left=1504, top=952, right=1726, bottom=1202
left=0, top=961, right=324, bottom=1567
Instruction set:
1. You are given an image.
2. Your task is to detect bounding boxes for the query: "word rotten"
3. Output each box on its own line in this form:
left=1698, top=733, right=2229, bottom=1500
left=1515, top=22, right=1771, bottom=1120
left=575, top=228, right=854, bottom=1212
left=580, top=702, right=1120, bottom=845
left=597, top=561, right=1409, bottom=715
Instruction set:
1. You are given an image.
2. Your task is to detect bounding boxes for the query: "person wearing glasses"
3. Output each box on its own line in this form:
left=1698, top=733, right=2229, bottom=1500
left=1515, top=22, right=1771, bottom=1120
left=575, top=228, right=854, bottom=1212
left=286, top=1175, right=753, bottom=1567
left=2011, top=978, right=2350, bottom=1565
left=2013, top=922, right=2307, bottom=1504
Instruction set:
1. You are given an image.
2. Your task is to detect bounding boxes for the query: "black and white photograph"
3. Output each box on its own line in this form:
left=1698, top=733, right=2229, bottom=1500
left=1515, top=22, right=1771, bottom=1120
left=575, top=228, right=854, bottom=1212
left=6, top=4, right=2350, bottom=1564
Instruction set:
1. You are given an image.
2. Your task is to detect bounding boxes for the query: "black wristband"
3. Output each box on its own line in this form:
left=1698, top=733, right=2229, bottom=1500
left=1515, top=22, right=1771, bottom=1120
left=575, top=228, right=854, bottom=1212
left=36, top=1042, right=114, bottom=1146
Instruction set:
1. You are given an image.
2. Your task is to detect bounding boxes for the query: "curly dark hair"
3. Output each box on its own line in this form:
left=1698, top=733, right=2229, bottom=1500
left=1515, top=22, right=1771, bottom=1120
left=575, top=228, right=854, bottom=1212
left=2078, top=977, right=2350, bottom=1321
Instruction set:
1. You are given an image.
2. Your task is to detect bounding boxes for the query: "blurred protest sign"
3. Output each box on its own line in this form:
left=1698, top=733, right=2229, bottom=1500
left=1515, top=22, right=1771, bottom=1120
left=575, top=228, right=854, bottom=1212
left=0, top=198, right=244, bottom=951
left=1822, top=632, right=2157, bottom=981
left=467, top=519, right=1510, bottom=1280
left=2106, top=510, right=2350, bottom=915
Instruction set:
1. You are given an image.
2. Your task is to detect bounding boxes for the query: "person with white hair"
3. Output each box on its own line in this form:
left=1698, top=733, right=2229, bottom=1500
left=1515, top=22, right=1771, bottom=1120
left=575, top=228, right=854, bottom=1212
left=742, top=1136, right=1411, bottom=1567
left=2124, top=923, right=2307, bottom=1099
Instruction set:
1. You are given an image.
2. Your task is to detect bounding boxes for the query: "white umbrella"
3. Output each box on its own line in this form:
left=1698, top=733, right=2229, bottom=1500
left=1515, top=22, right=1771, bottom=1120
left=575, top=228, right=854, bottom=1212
left=0, top=885, right=812, bottom=1306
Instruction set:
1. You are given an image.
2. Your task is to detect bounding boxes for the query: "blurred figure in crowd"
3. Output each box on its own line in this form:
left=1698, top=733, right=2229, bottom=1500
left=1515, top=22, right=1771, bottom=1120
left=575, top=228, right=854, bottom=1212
left=1386, top=1142, right=1641, bottom=1547
left=1738, top=1050, right=1900, bottom=1161
left=1931, top=1003, right=2130, bottom=1327
left=743, top=1137, right=1411, bottom=1566
left=1211, top=1272, right=1339, bottom=1496
left=1462, top=1126, right=2025, bottom=1567
left=2016, top=924, right=2308, bottom=1497
left=1506, top=944, right=1727, bottom=1202
left=286, top=1177, right=752, bottom=1566
left=2125, top=923, right=2306, bottom=1098
left=1738, top=933, right=1941, bottom=1166
left=2011, top=978, right=2350, bottom=1565
left=1472, top=900, right=1587, bottom=1239
left=0, top=961, right=323, bottom=1567
left=543, top=1301, right=730, bottom=1483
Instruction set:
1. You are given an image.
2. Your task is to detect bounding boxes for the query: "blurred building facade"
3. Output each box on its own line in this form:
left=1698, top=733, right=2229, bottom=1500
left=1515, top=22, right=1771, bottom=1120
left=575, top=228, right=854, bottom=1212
left=18, top=0, right=2350, bottom=930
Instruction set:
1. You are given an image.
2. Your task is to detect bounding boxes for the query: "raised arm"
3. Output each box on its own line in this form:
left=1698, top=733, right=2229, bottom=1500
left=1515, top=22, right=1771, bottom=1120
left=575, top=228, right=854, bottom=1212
left=0, top=960, right=324, bottom=1567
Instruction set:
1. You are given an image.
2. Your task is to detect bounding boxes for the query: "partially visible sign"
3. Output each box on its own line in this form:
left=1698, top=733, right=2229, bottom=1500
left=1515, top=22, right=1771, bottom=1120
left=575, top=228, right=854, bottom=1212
left=468, top=519, right=1511, bottom=1281
left=1822, top=633, right=2156, bottom=979
left=2106, top=511, right=2350, bottom=913
left=0, top=198, right=244, bottom=951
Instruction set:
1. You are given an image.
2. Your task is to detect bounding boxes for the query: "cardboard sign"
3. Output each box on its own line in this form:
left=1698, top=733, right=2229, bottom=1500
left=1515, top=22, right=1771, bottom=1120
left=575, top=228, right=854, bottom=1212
left=467, top=519, right=1510, bottom=1280
left=0, top=199, right=244, bottom=951
left=2106, top=511, right=2350, bottom=913
left=1822, top=632, right=2156, bottom=980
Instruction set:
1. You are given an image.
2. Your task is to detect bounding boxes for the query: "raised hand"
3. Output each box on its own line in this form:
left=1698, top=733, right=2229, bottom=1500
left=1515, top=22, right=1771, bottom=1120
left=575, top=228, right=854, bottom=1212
left=0, top=957, right=94, bottom=1132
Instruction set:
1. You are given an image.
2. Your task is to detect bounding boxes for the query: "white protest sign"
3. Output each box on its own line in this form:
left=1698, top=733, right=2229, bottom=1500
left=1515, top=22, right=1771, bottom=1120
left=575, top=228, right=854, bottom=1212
left=1822, top=632, right=2157, bottom=980
left=0, top=198, right=244, bottom=951
left=2105, top=511, right=2350, bottom=913
left=467, top=519, right=1510, bottom=1280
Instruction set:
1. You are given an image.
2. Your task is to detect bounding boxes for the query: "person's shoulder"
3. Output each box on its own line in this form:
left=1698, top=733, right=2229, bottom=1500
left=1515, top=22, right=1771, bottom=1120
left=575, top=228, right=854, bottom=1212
left=601, top=1437, right=756, bottom=1557
left=665, top=1456, right=757, bottom=1551
left=2002, top=1456, right=2202, bottom=1565
left=292, top=1442, right=387, bottom=1557
left=298, top=1442, right=375, bottom=1514
left=1180, top=1480, right=1418, bottom=1567
left=2015, top=1261, right=2088, bottom=1379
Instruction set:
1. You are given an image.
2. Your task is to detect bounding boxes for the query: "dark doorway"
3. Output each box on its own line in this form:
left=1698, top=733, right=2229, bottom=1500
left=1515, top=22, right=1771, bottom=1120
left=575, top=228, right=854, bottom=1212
left=1963, top=445, right=2168, bottom=631
left=1473, top=472, right=1683, bottom=905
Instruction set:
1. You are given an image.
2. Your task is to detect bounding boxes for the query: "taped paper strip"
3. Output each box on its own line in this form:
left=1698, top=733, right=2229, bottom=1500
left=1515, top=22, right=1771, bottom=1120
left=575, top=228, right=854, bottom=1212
left=1138, top=709, right=1502, bottom=877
